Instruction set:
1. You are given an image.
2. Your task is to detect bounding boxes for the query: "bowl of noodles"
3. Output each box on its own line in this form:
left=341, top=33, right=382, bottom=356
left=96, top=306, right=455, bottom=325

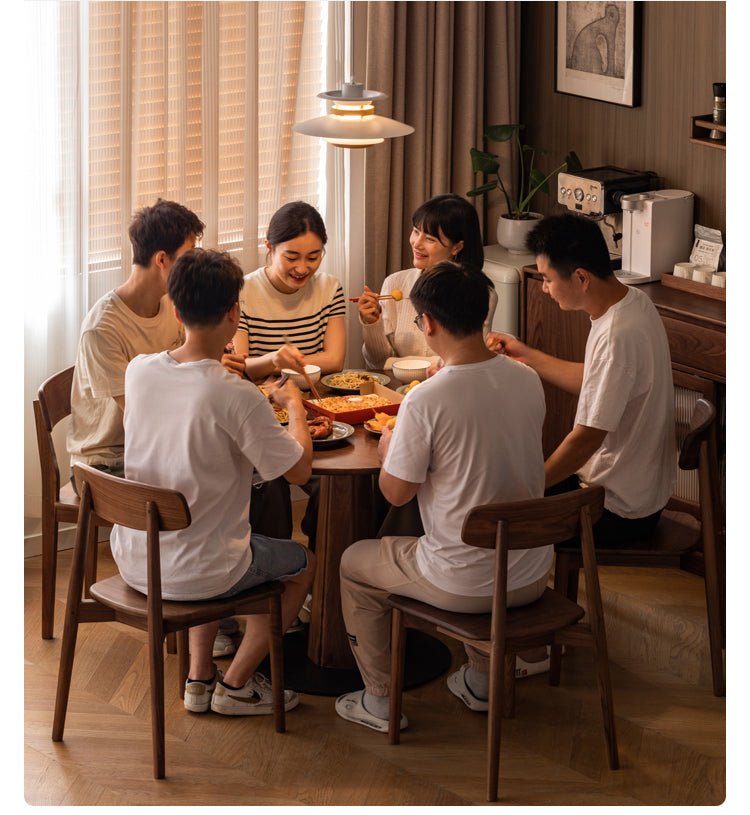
left=320, top=370, right=390, bottom=393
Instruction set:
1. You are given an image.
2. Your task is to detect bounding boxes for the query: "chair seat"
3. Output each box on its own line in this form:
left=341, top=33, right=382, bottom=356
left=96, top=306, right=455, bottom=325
left=387, top=588, right=585, bottom=644
left=555, top=512, right=701, bottom=566
left=90, top=574, right=284, bottom=631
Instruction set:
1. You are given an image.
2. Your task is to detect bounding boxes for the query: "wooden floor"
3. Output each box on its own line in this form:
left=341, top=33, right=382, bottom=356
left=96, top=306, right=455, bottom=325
left=23, top=503, right=727, bottom=806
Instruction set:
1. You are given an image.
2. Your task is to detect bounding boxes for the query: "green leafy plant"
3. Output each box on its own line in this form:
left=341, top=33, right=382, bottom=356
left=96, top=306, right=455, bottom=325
left=467, top=124, right=582, bottom=220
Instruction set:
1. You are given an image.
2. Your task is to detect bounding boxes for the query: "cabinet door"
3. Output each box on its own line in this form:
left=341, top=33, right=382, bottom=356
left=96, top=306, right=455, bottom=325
left=522, top=275, right=590, bottom=458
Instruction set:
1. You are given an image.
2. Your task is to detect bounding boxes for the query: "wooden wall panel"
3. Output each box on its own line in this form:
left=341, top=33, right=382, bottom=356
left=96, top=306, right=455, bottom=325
left=517, top=1, right=725, bottom=232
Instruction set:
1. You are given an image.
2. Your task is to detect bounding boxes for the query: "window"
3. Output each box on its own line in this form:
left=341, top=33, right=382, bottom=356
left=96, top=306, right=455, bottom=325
left=87, top=1, right=327, bottom=286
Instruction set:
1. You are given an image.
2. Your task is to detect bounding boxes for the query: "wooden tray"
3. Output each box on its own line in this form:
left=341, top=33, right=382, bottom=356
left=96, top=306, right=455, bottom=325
left=660, top=271, right=725, bottom=301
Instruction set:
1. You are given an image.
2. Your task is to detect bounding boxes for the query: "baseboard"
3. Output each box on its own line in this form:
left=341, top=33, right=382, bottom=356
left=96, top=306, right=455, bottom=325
left=24, top=523, right=109, bottom=559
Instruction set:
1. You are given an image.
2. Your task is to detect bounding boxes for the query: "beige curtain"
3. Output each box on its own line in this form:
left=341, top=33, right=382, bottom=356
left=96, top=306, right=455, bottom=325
left=361, top=1, right=519, bottom=288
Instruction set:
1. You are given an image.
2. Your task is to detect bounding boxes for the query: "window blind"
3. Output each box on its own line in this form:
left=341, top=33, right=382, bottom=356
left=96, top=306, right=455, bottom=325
left=86, top=1, right=326, bottom=297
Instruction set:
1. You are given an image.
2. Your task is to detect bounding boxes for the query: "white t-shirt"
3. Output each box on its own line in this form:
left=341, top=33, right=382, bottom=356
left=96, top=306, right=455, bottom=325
left=383, top=354, right=549, bottom=596
left=68, top=291, right=184, bottom=466
left=237, top=266, right=345, bottom=357
left=361, top=268, right=499, bottom=370
left=110, top=352, right=304, bottom=600
left=576, top=286, right=676, bottom=518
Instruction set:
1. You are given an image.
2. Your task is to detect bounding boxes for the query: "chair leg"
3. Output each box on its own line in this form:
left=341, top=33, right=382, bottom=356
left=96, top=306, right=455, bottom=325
left=592, top=634, right=619, bottom=770
left=177, top=629, right=189, bottom=698
left=41, top=512, right=57, bottom=639
left=502, top=653, right=515, bottom=719
left=148, top=625, right=166, bottom=779
left=83, top=524, right=99, bottom=599
left=389, top=608, right=407, bottom=745
left=267, top=594, right=286, bottom=734
left=486, top=646, right=506, bottom=802
left=51, top=599, right=80, bottom=741
left=166, top=632, right=177, bottom=654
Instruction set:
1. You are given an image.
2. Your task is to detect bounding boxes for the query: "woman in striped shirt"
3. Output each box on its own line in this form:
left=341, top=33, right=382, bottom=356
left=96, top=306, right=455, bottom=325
left=224, top=201, right=346, bottom=380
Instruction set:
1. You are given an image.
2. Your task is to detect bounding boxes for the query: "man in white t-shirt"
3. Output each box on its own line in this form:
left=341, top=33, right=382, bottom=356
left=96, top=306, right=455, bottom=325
left=68, top=198, right=205, bottom=484
left=488, top=213, right=676, bottom=544
left=335, top=260, right=549, bottom=733
left=110, top=247, right=315, bottom=716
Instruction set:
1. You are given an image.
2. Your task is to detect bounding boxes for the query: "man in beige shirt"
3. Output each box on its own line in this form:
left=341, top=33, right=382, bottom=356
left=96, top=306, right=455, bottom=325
left=68, top=198, right=204, bottom=484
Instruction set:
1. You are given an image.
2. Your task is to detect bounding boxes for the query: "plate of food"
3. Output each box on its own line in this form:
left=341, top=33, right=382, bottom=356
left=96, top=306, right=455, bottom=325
left=321, top=370, right=390, bottom=393
left=364, top=412, right=397, bottom=436
left=308, top=417, right=355, bottom=447
left=396, top=379, right=422, bottom=396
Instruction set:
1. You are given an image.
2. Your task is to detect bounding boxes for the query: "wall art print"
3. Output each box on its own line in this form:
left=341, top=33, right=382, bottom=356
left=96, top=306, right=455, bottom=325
left=555, top=1, right=642, bottom=107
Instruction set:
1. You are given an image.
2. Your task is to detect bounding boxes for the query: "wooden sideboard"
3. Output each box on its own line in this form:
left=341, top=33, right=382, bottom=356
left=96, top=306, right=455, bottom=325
left=520, top=267, right=726, bottom=460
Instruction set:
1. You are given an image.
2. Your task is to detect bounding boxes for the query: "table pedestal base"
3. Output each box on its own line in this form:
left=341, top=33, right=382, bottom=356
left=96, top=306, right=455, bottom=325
left=259, top=628, right=452, bottom=697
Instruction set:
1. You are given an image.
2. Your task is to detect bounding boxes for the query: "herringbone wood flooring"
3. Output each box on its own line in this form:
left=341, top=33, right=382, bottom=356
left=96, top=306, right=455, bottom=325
left=23, top=510, right=726, bottom=806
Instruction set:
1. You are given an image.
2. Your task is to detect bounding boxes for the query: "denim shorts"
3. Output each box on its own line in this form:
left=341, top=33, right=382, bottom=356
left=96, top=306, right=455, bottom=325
left=208, top=534, right=309, bottom=600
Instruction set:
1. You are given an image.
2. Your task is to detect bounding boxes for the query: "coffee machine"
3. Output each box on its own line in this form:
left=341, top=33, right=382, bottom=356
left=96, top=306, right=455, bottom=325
left=617, top=189, right=694, bottom=284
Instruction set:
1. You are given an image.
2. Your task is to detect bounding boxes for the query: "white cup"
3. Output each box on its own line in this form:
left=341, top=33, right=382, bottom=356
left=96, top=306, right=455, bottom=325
left=692, top=265, right=714, bottom=285
left=711, top=273, right=726, bottom=288
left=673, top=262, right=694, bottom=279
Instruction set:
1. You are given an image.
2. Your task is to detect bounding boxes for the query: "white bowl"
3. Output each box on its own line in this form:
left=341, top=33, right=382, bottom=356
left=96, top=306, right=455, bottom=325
left=281, top=364, right=321, bottom=391
left=391, top=358, right=430, bottom=384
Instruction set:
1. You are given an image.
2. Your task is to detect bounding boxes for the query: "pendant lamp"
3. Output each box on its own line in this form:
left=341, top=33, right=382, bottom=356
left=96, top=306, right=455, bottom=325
left=292, top=2, right=413, bottom=148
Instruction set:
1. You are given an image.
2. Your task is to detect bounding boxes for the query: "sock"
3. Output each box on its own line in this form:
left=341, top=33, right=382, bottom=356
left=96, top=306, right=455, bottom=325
left=187, top=672, right=216, bottom=685
left=362, top=691, right=390, bottom=719
left=465, top=667, right=489, bottom=701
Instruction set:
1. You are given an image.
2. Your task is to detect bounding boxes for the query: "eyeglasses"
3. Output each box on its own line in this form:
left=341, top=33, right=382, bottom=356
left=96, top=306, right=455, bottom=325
left=413, top=313, right=424, bottom=332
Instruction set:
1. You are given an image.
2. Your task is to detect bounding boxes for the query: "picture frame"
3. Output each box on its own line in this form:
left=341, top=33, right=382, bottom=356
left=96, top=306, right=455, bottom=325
left=555, top=1, right=642, bottom=107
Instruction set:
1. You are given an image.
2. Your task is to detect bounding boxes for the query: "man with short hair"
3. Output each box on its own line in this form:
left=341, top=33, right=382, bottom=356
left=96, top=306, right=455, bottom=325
left=68, top=198, right=204, bottom=484
left=335, top=260, right=549, bottom=732
left=488, top=213, right=676, bottom=546
left=110, top=247, right=315, bottom=716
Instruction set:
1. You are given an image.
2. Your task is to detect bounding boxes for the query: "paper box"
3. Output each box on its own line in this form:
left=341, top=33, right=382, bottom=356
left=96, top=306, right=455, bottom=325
left=304, top=381, right=403, bottom=424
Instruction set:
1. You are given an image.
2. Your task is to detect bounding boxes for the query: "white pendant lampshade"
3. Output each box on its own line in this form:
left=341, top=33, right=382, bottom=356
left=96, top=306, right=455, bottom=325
left=293, top=81, right=414, bottom=148
left=293, top=1, right=413, bottom=149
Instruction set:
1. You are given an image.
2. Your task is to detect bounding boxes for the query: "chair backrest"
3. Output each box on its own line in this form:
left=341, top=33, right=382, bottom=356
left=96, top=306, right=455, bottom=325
left=462, top=486, right=605, bottom=551
left=33, top=366, right=76, bottom=502
left=73, top=463, right=191, bottom=532
left=678, top=398, right=716, bottom=472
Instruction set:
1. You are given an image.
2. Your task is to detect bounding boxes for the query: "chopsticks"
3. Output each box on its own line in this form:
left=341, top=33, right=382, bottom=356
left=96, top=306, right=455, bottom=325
left=348, top=294, right=408, bottom=302
left=282, top=335, right=323, bottom=400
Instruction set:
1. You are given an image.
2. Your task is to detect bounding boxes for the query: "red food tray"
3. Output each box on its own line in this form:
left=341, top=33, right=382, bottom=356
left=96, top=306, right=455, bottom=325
left=303, top=381, right=403, bottom=424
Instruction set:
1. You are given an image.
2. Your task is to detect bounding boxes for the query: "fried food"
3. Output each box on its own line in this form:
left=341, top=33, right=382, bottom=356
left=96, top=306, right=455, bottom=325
left=391, top=289, right=403, bottom=301
left=365, top=412, right=397, bottom=433
left=403, top=379, right=421, bottom=394
left=309, top=394, right=394, bottom=413
left=308, top=415, right=333, bottom=439
left=327, top=371, right=376, bottom=389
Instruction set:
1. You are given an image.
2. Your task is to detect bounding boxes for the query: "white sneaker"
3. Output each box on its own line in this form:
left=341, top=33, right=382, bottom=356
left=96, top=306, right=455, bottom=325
left=210, top=672, right=299, bottom=716
left=184, top=669, right=223, bottom=713
left=213, top=631, right=236, bottom=658
left=516, top=645, right=564, bottom=679
left=335, top=689, right=408, bottom=733
left=447, top=664, right=489, bottom=712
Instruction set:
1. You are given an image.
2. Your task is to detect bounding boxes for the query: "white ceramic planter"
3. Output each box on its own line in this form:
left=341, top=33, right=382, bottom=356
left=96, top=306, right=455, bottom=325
left=496, top=212, right=543, bottom=254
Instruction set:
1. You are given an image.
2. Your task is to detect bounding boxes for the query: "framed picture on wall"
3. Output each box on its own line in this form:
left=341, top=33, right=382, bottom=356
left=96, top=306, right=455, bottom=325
left=555, top=1, right=642, bottom=107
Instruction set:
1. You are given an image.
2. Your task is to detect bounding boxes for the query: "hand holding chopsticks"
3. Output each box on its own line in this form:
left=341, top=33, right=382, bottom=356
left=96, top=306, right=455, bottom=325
left=280, top=336, right=323, bottom=400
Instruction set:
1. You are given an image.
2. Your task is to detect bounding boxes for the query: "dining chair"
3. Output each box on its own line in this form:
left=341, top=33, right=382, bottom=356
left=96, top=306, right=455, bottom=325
left=387, top=486, right=618, bottom=802
left=52, top=463, right=289, bottom=779
left=33, top=366, right=109, bottom=639
left=552, top=394, right=725, bottom=697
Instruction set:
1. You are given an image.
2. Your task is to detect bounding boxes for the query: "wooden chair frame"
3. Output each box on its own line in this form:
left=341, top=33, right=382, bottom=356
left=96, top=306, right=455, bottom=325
left=33, top=366, right=108, bottom=639
left=552, top=395, right=725, bottom=697
left=52, top=464, right=288, bottom=779
left=387, top=486, right=618, bottom=802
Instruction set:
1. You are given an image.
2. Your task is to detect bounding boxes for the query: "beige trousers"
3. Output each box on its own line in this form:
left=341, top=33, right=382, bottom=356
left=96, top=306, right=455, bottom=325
left=339, top=536, right=548, bottom=697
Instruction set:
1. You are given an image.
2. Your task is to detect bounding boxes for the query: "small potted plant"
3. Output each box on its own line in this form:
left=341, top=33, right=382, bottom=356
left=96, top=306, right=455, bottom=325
left=468, top=124, right=582, bottom=253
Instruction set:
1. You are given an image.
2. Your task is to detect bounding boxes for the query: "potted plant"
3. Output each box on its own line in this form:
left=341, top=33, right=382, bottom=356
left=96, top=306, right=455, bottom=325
left=467, top=124, right=582, bottom=253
